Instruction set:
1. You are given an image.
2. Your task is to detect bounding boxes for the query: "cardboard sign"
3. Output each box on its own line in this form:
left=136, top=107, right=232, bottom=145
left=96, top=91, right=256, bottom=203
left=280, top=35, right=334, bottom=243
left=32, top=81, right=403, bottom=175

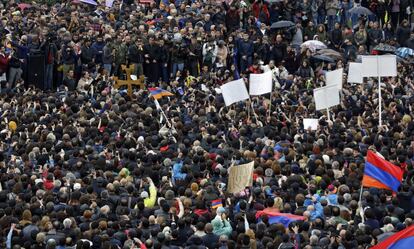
left=227, top=161, right=254, bottom=194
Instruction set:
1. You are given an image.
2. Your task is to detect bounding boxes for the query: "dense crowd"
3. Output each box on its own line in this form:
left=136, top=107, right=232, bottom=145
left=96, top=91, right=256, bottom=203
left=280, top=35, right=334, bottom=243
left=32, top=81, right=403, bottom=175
left=0, top=0, right=414, bottom=248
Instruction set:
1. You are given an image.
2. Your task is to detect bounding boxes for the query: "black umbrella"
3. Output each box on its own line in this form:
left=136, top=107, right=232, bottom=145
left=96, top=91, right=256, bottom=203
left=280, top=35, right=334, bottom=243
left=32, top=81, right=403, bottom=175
left=270, top=20, right=295, bottom=29
left=348, top=6, right=374, bottom=16
left=311, top=55, right=336, bottom=63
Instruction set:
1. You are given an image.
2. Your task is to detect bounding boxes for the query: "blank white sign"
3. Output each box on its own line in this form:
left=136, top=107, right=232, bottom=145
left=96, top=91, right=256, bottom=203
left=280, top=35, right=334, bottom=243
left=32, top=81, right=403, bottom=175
left=313, top=85, right=340, bottom=111
left=361, top=55, right=397, bottom=77
left=220, top=79, right=250, bottom=106
left=326, top=68, right=344, bottom=90
left=348, top=62, right=363, bottom=83
left=249, top=71, right=273, bottom=96
left=303, top=118, right=319, bottom=130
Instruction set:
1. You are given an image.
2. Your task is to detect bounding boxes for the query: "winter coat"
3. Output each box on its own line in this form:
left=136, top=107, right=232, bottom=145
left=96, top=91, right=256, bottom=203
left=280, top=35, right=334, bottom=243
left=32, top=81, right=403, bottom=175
left=211, top=215, right=232, bottom=237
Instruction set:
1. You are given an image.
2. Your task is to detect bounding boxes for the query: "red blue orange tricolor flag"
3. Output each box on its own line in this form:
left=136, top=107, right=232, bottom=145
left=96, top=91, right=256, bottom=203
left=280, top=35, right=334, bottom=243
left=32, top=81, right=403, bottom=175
left=256, top=209, right=305, bottom=227
left=371, top=225, right=414, bottom=249
left=362, top=150, right=403, bottom=192
left=211, top=199, right=223, bottom=209
left=148, top=87, right=174, bottom=100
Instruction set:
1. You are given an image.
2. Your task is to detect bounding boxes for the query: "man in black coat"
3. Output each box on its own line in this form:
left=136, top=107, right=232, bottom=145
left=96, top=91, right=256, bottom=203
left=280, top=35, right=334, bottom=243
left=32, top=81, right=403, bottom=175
left=396, top=20, right=411, bottom=47
left=144, top=36, right=161, bottom=84
left=40, top=33, right=58, bottom=90
left=330, top=22, right=343, bottom=51
left=271, top=34, right=287, bottom=66
left=128, top=38, right=145, bottom=77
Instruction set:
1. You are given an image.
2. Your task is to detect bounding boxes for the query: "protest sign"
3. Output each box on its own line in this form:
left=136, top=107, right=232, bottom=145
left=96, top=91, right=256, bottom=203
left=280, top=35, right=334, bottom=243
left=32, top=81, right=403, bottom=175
left=303, top=118, right=319, bottom=130
left=221, top=79, right=249, bottom=106
left=313, top=85, right=340, bottom=111
left=348, top=62, right=363, bottom=84
left=326, top=68, right=343, bottom=90
left=249, top=71, right=272, bottom=96
left=361, top=55, right=397, bottom=77
left=227, top=161, right=254, bottom=194
left=105, top=0, right=115, bottom=7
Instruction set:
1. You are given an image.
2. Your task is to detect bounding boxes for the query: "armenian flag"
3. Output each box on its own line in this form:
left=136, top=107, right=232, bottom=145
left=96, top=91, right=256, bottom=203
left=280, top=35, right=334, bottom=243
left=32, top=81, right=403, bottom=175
left=212, top=199, right=223, bottom=209
left=371, top=225, right=414, bottom=249
left=148, top=87, right=174, bottom=100
left=362, top=150, right=403, bottom=192
left=256, top=209, right=305, bottom=227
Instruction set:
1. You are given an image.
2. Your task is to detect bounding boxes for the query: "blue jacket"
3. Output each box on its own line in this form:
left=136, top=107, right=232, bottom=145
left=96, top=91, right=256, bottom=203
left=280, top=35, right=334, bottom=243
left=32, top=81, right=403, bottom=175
left=91, top=41, right=105, bottom=64
left=172, top=162, right=187, bottom=185
left=237, top=39, right=254, bottom=57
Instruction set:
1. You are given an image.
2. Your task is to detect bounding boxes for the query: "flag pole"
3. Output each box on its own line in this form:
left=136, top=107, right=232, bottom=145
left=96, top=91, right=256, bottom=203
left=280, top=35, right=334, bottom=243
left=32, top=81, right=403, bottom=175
left=247, top=100, right=251, bottom=121
left=377, top=56, right=382, bottom=127
left=326, top=108, right=330, bottom=121
left=358, top=185, right=365, bottom=223
left=268, top=91, right=273, bottom=119
left=153, top=96, right=175, bottom=133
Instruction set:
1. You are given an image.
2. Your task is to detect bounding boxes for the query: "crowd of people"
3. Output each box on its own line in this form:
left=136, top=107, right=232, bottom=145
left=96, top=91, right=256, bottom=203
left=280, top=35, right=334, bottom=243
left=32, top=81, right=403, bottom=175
left=0, top=0, right=414, bottom=248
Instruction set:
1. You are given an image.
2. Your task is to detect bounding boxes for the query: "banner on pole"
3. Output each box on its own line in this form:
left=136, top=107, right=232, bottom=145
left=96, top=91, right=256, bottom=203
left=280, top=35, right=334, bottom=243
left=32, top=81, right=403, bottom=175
left=249, top=71, right=273, bottom=96
left=361, top=55, right=397, bottom=77
left=220, top=79, right=249, bottom=106
left=326, top=68, right=343, bottom=90
left=303, top=118, right=319, bottom=130
left=348, top=62, right=363, bottom=84
left=227, top=161, right=254, bottom=194
left=313, top=85, right=340, bottom=111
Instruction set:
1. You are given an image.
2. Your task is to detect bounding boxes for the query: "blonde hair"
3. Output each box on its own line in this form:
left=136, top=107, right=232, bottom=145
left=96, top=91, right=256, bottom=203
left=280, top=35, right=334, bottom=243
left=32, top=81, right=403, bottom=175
left=274, top=197, right=284, bottom=211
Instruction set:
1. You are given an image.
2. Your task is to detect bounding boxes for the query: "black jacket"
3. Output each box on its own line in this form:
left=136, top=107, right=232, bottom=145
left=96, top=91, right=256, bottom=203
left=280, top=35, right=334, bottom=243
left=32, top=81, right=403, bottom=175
left=144, top=43, right=161, bottom=62
left=81, top=45, right=94, bottom=64
left=128, top=44, right=145, bottom=64
left=272, top=42, right=287, bottom=64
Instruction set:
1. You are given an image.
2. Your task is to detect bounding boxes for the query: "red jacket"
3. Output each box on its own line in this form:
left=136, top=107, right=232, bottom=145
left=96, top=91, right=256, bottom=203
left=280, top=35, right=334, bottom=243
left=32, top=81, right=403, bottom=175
left=252, top=2, right=270, bottom=23
left=0, top=54, right=9, bottom=74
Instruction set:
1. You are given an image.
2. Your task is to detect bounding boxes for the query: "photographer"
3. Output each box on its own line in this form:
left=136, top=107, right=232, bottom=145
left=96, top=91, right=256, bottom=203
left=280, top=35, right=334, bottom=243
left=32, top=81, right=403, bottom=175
left=211, top=207, right=232, bottom=237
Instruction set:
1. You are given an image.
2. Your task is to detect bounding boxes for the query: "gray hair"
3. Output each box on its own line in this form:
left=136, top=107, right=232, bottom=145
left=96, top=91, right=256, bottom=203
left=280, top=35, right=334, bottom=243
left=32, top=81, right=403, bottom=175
left=310, top=235, right=319, bottom=245
left=63, top=218, right=72, bottom=229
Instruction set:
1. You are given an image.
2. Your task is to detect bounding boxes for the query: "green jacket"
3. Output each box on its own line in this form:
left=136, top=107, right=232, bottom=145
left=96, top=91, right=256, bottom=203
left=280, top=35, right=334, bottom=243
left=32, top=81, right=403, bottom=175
left=114, top=43, right=128, bottom=65
left=211, top=215, right=232, bottom=237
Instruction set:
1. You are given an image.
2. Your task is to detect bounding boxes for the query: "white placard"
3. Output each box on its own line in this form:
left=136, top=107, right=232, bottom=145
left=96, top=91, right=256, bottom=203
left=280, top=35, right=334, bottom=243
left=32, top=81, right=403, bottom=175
left=249, top=71, right=273, bottom=96
left=326, top=68, right=343, bottom=90
left=220, top=79, right=249, bottom=106
left=303, top=118, right=319, bottom=130
left=106, top=0, right=115, bottom=7
left=361, top=55, right=397, bottom=77
left=348, top=62, right=363, bottom=83
left=0, top=73, right=6, bottom=82
left=313, top=85, right=340, bottom=111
